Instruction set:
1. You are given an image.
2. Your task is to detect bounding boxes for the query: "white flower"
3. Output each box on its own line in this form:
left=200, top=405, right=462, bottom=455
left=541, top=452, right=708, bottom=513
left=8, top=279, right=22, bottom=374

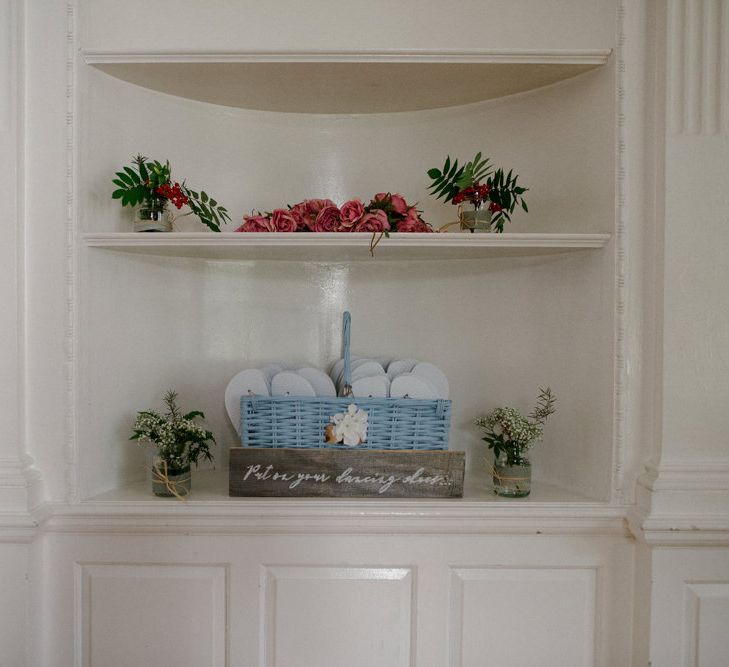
left=330, top=404, right=368, bottom=447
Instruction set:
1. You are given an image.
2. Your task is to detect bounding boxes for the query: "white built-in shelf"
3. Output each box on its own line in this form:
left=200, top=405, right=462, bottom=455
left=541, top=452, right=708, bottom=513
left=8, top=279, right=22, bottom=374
left=86, top=469, right=604, bottom=505
left=54, top=469, right=626, bottom=535
left=82, top=232, right=611, bottom=261
left=83, top=49, right=612, bottom=113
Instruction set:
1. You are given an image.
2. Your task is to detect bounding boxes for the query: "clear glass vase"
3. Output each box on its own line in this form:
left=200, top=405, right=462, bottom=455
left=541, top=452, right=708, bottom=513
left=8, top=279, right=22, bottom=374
left=459, top=203, right=492, bottom=233
left=492, top=452, right=531, bottom=497
left=152, top=461, right=191, bottom=498
left=134, top=197, right=172, bottom=232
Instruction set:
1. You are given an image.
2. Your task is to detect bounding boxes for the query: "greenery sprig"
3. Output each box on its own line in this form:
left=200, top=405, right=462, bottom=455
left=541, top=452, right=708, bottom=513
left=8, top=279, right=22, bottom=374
left=427, top=152, right=528, bottom=232
left=130, top=390, right=215, bottom=473
left=112, top=155, right=231, bottom=232
left=427, top=152, right=492, bottom=204
left=475, top=387, right=556, bottom=466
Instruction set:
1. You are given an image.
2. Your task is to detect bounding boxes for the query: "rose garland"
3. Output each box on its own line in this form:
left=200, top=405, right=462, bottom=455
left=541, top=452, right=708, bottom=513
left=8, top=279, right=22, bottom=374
left=235, top=193, right=433, bottom=233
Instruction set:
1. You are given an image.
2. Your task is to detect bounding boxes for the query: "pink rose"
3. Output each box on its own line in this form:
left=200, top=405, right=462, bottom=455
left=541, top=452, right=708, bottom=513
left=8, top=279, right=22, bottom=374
left=314, top=204, right=343, bottom=232
left=373, top=192, right=409, bottom=216
left=270, top=208, right=298, bottom=232
left=389, top=193, right=409, bottom=215
left=236, top=214, right=276, bottom=232
left=397, top=208, right=432, bottom=232
left=289, top=202, right=312, bottom=231
left=339, top=199, right=365, bottom=231
left=305, top=198, right=337, bottom=216
left=354, top=209, right=390, bottom=233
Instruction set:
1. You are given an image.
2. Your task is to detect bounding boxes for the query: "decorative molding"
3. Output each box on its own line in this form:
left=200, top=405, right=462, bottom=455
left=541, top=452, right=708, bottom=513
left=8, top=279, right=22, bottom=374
left=630, top=459, right=729, bottom=544
left=64, top=0, right=79, bottom=504
left=261, top=565, right=413, bottom=667
left=448, top=566, right=598, bottom=666
left=0, top=0, right=10, bottom=130
left=0, top=0, right=45, bottom=513
left=612, top=0, right=628, bottom=504
left=81, top=48, right=612, bottom=65
left=667, top=0, right=729, bottom=134
left=41, top=500, right=629, bottom=537
left=76, top=563, right=228, bottom=667
left=638, top=459, right=729, bottom=491
left=683, top=582, right=729, bottom=664
left=0, top=512, right=39, bottom=544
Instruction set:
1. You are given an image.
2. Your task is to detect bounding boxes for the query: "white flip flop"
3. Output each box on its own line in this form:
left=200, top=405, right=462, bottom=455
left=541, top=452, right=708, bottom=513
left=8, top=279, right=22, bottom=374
left=225, top=368, right=270, bottom=433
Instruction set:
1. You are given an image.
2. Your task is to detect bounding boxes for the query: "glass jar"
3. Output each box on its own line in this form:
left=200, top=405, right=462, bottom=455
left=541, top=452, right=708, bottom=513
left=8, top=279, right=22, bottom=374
left=134, top=197, right=172, bottom=232
left=458, top=203, right=492, bottom=233
left=152, top=461, right=191, bottom=498
left=492, top=452, right=531, bottom=497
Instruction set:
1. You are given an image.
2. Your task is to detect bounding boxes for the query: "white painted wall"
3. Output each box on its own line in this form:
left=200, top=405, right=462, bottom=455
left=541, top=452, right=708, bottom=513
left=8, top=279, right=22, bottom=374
left=79, top=0, right=616, bottom=53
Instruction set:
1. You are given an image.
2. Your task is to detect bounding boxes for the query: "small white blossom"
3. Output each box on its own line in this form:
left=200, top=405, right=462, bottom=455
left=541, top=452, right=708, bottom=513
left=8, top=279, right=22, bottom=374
left=330, top=404, right=368, bottom=447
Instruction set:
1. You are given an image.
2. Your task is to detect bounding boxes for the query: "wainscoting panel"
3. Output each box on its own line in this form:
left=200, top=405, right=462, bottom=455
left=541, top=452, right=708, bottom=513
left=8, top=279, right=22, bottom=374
left=449, top=566, right=597, bottom=667
left=76, top=563, right=227, bottom=667
left=683, top=582, right=729, bottom=666
left=261, top=565, right=413, bottom=667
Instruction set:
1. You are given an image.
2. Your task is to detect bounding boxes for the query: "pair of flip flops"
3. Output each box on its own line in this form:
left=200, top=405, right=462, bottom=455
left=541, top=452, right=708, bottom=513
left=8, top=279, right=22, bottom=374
left=225, top=364, right=337, bottom=434
left=329, top=357, right=449, bottom=400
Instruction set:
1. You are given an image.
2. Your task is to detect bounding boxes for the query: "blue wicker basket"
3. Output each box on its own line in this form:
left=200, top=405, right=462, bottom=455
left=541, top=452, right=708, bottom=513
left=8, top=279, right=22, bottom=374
left=239, top=312, right=451, bottom=450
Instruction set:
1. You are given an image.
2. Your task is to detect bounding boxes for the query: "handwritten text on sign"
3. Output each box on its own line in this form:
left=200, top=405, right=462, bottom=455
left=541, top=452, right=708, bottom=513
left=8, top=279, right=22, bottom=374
left=229, top=448, right=465, bottom=498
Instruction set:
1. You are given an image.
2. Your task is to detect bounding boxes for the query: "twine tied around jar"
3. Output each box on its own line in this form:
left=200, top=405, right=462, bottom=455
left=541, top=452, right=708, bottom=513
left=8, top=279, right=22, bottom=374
left=437, top=203, right=468, bottom=233
left=438, top=203, right=493, bottom=233
left=489, top=465, right=532, bottom=483
left=487, top=454, right=532, bottom=488
left=152, top=460, right=191, bottom=502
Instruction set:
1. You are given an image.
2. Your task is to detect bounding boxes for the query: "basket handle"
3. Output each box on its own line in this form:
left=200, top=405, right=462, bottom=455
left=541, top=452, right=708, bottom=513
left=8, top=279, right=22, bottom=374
left=341, top=311, right=353, bottom=397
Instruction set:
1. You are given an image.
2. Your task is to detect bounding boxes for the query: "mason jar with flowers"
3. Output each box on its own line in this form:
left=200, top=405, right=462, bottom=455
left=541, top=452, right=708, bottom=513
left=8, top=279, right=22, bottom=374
left=475, top=387, right=556, bottom=497
left=112, top=154, right=230, bottom=232
left=427, top=152, right=529, bottom=232
left=130, top=390, right=215, bottom=498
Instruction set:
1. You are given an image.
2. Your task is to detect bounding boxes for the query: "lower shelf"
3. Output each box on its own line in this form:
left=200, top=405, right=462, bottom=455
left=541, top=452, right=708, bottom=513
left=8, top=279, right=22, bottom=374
left=52, top=470, right=627, bottom=536
left=87, top=468, right=602, bottom=505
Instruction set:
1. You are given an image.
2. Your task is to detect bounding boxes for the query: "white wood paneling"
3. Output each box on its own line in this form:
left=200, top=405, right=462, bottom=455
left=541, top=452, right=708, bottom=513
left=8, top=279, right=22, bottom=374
left=261, top=565, right=413, bottom=667
left=684, top=582, right=729, bottom=666
left=667, top=0, right=729, bottom=134
left=650, top=549, right=729, bottom=666
left=449, top=566, right=597, bottom=666
left=76, top=563, right=227, bottom=667
left=0, top=545, right=28, bottom=666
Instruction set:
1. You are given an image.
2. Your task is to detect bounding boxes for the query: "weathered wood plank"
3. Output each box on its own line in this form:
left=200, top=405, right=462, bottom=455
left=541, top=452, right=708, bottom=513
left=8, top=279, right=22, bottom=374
left=229, top=448, right=465, bottom=498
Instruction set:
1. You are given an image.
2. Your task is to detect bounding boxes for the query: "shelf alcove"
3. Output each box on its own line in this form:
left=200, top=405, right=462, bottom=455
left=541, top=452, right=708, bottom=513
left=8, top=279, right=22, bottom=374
left=77, top=49, right=616, bottom=506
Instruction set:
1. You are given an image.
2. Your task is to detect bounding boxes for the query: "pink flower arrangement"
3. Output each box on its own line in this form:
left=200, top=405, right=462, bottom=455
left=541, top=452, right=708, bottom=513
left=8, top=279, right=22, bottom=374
left=235, top=193, right=432, bottom=233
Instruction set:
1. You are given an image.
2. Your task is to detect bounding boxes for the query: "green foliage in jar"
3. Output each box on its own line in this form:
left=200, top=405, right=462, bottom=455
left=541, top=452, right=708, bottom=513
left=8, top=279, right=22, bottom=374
left=112, top=154, right=231, bottom=232
left=475, top=387, right=556, bottom=466
left=130, top=390, right=215, bottom=474
left=427, top=152, right=528, bottom=232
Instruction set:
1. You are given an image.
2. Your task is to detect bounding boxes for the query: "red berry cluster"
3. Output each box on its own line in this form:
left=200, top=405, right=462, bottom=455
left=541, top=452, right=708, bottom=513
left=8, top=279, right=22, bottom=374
left=155, top=182, right=189, bottom=209
left=452, top=182, right=491, bottom=205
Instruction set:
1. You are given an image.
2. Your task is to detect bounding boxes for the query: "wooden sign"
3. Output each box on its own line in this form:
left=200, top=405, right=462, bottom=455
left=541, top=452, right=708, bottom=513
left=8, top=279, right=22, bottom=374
left=229, top=448, right=465, bottom=498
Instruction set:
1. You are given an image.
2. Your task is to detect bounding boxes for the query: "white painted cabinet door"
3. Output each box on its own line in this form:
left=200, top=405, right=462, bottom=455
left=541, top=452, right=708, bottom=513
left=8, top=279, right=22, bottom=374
left=44, top=531, right=633, bottom=667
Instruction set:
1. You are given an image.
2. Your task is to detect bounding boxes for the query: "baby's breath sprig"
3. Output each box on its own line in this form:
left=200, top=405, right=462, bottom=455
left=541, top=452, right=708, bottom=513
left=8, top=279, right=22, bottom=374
left=130, top=389, right=215, bottom=474
left=475, top=387, right=556, bottom=466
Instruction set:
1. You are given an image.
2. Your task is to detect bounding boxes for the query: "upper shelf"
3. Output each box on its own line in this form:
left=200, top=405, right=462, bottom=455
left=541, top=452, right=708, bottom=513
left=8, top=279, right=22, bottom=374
left=82, top=49, right=612, bottom=114
left=82, top=232, right=611, bottom=261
